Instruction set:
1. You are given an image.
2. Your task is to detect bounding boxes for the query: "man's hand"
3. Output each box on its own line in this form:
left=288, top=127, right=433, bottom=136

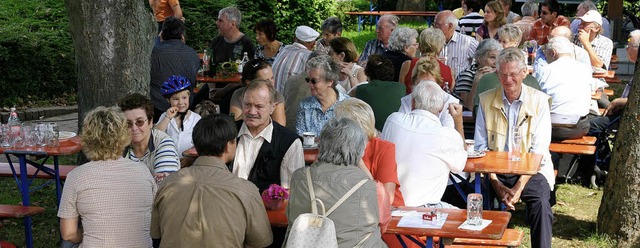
left=448, top=103, right=463, bottom=120
left=604, top=98, right=628, bottom=116
left=577, top=29, right=591, bottom=46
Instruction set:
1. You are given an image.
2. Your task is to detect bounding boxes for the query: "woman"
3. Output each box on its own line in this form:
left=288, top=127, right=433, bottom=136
left=399, top=27, right=454, bottom=94
left=382, top=27, right=419, bottom=81
left=476, top=0, right=506, bottom=41
left=328, top=37, right=367, bottom=94
left=296, top=55, right=349, bottom=136
left=118, top=93, right=180, bottom=182
left=315, top=17, right=343, bottom=53
left=254, top=19, right=283, bottom=64
left=354, top=55, right=406, bottom=131
left=58, top=106, right=156, bottom=247
left=497, top=24, right=523, bottom=48
left=286, top=118, right=386, bottom=248
left=453, top=39, right=503, bottom=110
left=155, top=75, right=201, bottom=160
left=499, top=0, right=522, bottom=23
left=229, top=59, right=286, bottom=126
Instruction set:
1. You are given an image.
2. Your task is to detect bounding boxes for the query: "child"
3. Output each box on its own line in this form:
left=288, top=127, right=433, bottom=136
left=155, top=75, right=201, bottom=165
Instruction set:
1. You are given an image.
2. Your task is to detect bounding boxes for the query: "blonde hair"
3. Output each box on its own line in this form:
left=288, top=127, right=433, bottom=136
left=419, top=28, right=446, bottom=56
left=412, top=56, right=443, bottom=86
left=334, top=98, right=377, bottom=139
left=81, top=106, right=131, bottom=161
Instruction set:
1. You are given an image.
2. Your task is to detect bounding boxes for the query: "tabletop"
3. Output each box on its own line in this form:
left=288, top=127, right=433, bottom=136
left=196, top=74, right=242, bottom=83
left=0, top=136, right=82, bottom=156
left=386, top=207, right=510, bottom=240
left=464, top=151, right=542, bottom=175
left=345, top=11, right=438, bottom=16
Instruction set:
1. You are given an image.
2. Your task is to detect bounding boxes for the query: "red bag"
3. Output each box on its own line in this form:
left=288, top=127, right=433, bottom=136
left=375, top=180, right=392, bottom=233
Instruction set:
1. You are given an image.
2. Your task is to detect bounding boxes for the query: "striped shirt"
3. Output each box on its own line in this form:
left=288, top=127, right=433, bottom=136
left=358, top=39, right=388, bottom=67
left=573, top=34, right=613, bottom=69
left=296, top=91, right=349, bottom=136
left=125, top=129, right=180, bottom=174
left=439, top=32, right=478, bottom=77
left=529, top=16, right=571, bottom=45
left=272, top=43, right=312, bottom=92
left=454, top=64, right=478, bottom=98
left=457, top=13, right=484, bottom=36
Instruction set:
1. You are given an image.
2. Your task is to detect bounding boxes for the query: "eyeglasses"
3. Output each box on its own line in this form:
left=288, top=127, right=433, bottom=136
left=127, top=119, right=148, bottom=128
left=540, top=11, right=550, bottom=15
left=305, top=77, right=322, bottom=84
left=626, top=44, right=639, bottom=49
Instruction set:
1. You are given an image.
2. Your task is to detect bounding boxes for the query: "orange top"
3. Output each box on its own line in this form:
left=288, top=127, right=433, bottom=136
left=362, top=137, right=405, bottom=207
left=153, top=0, right=180, bottom=22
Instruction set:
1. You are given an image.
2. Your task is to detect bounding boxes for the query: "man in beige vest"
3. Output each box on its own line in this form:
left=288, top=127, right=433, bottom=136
left=474, top=48, right=554, bottom=248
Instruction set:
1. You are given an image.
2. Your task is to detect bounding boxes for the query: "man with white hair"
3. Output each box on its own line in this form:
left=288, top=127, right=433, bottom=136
left=381, top=81, right=467, bottom=208
left=272, top=25, right=319, bottom=92
left=570, top=0, right=611, bottom=38
left=537, top=37, right=592, bottom=140
left=574, top=10, right=613, bottom=69
left=533, top=26, right=590, bottom=77
left=512, top=0, right=538, bottom=45
left=475, top=47, right=554, bottom=248
left=434, top=10, right=479, bottom=76
left=358, top=14, right=399, bottom=66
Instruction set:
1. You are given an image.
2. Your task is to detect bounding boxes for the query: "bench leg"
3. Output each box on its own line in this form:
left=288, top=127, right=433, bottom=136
left=18, top=155, right=34, bottom=248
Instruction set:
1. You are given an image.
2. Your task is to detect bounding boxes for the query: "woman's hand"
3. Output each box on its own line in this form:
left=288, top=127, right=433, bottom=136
left=339, top=61, right=353, bottom=76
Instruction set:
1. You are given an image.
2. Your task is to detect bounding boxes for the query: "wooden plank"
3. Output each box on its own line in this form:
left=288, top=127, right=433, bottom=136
left=558, top=136, right=597, bottom=145
left=605, top=77, right=622, bottom=84
left=604, top=89, right=614, bottom=96
left=0, top=163, right=76, bottom=180
left=453, top=228, right=524, bottom=247
left=0, top=205, right=44, bottom=218
left=549, top=143, right=596, bottom=155
left=345, top=11, right=438, bottom=17
left=465, top=152, right=542, bottom=175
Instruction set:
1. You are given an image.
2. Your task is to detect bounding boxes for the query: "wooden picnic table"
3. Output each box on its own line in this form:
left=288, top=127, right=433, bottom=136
left=345, top=11, right=438, bottom=31
left=592, top=70, right=615, bottom=79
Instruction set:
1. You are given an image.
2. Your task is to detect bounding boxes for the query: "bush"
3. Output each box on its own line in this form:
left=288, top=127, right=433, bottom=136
left=0, top=0, right=76, bottom=106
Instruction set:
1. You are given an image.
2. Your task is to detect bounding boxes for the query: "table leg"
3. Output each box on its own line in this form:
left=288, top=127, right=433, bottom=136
left=475, top=173, right=482, bottom=193
left=358, top=15, right=362, bottom=32
left=425, top=236, right=433, bottom=248
left=18, top=155, right=34, bottom=248
left=54, top=156, right=62, bottom=207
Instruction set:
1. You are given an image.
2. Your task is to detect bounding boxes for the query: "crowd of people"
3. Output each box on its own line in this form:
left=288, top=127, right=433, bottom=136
left=56, top=1, right=636, bottom=247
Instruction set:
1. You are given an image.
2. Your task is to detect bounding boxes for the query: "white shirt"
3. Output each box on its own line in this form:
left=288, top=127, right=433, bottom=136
left=439, top=32, right=479, bottom=77
left=536, top=56, right=592, bottom=117
left=381, top=109, right=467, bottom=206
left=398, top=93, right=459, bottom=128
left=157, top=111, right=201, bottom=158
left=232, top=122, right=304, bottom=188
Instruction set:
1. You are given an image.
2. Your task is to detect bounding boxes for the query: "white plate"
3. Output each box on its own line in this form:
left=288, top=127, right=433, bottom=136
left=467, top=151, right=486, bottom=158
left=59, top=131, right=77, bottom=140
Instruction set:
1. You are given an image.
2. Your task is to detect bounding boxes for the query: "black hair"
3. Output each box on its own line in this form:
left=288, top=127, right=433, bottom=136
left=241, top=59, right=270, bottom=85
left=161, top=16, right=185, bottom=41
left=364, top=54, right=395, bottom=81
left=192, top=114, right=237, bottom=157
left=255, top=19, right=277, bottom=42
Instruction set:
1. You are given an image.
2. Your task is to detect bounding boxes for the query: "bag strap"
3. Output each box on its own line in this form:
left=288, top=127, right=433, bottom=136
left=326, top=178, right=368, bottom=216
left=306, top=167, right=320, bottom=215
left=354, top=232, right=373, bottom=248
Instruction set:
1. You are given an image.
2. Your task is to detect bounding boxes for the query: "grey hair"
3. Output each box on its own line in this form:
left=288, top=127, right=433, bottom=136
left=419, top=28, right=446, bottom=55
left=388, top=27, right=419, bottom=52
left=579, top=0, right=597, bottom=11
left=380, top=14, right=400, bottom=28
left=496, top=47, right=527, bottom=72
left=412, top=80, right=445, bottom=114
left=219, top=6, right=242, bottom=26
left=306, top=55, right=340, bottom=83
left=321, top=17, right=343, bottom=34
left=498, top=24, right=523, bottom=43
left=443, top=11, right=459, bottom=29
left=546, top=37, right=573, bottom=55
left=317, top=118, right=367, bottom=166
left=630, top=30, right=640, bottom=46
left=521, top=1, right=538, bottom=16
left=475, top=38, right=503, bottom=61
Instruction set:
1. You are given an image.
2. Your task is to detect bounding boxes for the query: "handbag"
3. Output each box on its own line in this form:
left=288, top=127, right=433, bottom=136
left=285, top=167, right=372, bottom=248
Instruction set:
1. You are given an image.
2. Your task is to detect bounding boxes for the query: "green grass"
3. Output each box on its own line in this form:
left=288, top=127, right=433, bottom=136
left=343, top=21, right=430, bottom=54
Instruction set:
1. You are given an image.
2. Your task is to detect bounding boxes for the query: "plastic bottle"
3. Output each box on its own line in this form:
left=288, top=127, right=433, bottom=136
left=202, top=49, right=210, bottom=74
left=238, top=52, right=249, bottom=73
left=7, top=107, right=22, bottom=147
left=8, top=107, right=20, bottom=126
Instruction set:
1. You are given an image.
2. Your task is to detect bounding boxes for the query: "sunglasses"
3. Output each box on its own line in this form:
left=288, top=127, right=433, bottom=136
left=127, top=119, right=148, bottom=128
left=305, top=77, right=322, bottom=84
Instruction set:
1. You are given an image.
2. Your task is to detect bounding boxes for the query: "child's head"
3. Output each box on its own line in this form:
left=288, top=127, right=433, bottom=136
left=162, top=75, right=191, bottom=111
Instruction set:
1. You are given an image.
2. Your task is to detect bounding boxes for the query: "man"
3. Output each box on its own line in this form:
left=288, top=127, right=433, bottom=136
left=457, top=0, right=484, bottom=36
left=315, top=17, right=343, bottom=54
left=151, top=114, right=273, bottom=247
left=533, top=26, right=590, bottom=77
left=435, top=10, right=478, bottom=77
left=272, top=26, right=319, bottom=92
left=529, top=0, right=570, bottom=45
left=512, top=0, right=538, bottom=45
left=233, top=80, right=304, bottom=192
left=208, top=7, right=255, bottom=65
left=150, top=17, right=199, bottom=123
left=358, top=14, right=399, bottom=66
left=537, top=37, right=592, bottom=140
left=381, top=81, right=467, bottom=208
left=571, top=0, right=611, bottom=39
left=149, top=0, right=183, bottom=32
left=475, top=48, right=554, bottom=248
left=283, top=51, right=324, bottom=131
left=574, top=10, right=613, bottom=70
left=118, top=94, right=180, bottom=183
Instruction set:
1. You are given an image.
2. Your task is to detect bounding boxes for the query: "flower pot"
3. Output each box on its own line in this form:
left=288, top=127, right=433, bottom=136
left=263, top=199, right=285, bottom=210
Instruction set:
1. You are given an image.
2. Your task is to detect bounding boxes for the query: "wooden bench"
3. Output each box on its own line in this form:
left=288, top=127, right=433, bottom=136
left=0, top=241, right=17, bottom=248
left=549, top=143, right=596, bottom=155
left=0, top=205, right=45, bottom=219
left=605, top=76, right=622, bottom=84
left=559, top=136, right=597, bottom=145
left=446, top=245, right=504, bottom=248
left=610, top=64, right=618, bottom=70
left=551, top=139, right=597, bottom=183
left=0, top=162, right=75, bottom=180
left=450, top=228, right=524, bottom=247
left=604, top=89, right=614, bottom=96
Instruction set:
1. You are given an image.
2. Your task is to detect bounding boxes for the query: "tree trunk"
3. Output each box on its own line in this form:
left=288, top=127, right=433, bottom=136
left=64, top=0, right=155, bottom=131
left=396, top=0, right=426, bottom=22
left=597, top=58, right=640, bottom=246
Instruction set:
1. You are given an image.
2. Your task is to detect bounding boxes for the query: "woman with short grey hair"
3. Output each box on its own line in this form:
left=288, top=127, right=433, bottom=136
left=383, top=27, right=419, bottom=81
left=296, top=55, right=350, bottom=136
left=454, top=38, right=503, bottom=110
left=497, top=24, right=523, bottom=48
left=286, top=118, right=386, bottom=248
left=399, top=27, right=455, bottom=94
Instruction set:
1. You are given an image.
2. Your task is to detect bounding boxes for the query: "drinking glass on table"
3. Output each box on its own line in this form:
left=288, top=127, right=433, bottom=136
left=35, top=123, right=49, bottom=147
left=10, top=124, right=24, bottom=148
left=467, top=193, right=483, bottom=225
left=510, top=127, right=522, bottom=161
left=47, top=122, right=59, bottom=147
left=0, top=124, right=11, bottom=148
left=22, top=122, right=36, bottom=147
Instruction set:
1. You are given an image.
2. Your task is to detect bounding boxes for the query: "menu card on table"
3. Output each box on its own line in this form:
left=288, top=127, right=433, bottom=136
left=392, top=210, right=448, bottom=229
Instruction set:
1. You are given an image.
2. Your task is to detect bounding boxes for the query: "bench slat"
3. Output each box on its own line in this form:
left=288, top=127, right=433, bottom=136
left=549, top=143, right=596, bottom=155
left=0, top=205, right=45, bottom=218
left=0, top=163, right=75, bottom=180
left=558, top=136, right=597, bottom=145
left=452, top=228, right=524, bottom=247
